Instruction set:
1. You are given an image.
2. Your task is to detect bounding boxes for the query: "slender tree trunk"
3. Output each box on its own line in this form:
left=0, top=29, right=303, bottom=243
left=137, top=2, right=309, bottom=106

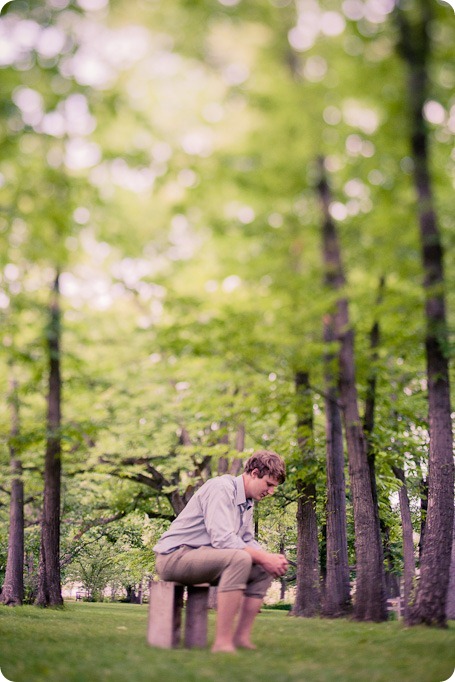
left=392, top=466, right=416, bottom=620
left=322, top=321, right=350, bottom=617
left=319, top=522, right=327, bottom=597
left=24, top=551, right=38, bottom=604
left=177, top=427, right=209, bottom=510
left=397, top=2, right=454, bottom=627
left=292, top=371, right=320, bottom=617
left=216, top=421, right=230, bottom=475
left=317, top=157, right=386, bottom=621
left=381, top=518, right=400, bottom=599
left=279, top=538, right=287, bottom=601
left=36, top=274, right=63, bottom=607
left=419, top=475, right=428, bottom=562
left=235, top=424, right=245, bottom=453
left=363, top=280, right=399, bottom=599
left=1, top=376, right=24, bottom=606
left=363, top=276, right=385, bottom=507
left=229, top=423, right=245, bottom=476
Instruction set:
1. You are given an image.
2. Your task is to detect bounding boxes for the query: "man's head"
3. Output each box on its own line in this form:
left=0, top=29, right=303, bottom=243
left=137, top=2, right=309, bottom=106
left=243, top=450, right=286, bottom=501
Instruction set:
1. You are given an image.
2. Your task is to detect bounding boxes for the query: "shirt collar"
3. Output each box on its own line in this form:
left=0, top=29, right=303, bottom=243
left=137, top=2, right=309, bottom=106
left=235, top=474, right=253, bottom=510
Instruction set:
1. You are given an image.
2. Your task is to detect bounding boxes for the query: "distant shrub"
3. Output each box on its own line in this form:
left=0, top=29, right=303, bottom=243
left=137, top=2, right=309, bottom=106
left=262, top=602, right=292, bottom=611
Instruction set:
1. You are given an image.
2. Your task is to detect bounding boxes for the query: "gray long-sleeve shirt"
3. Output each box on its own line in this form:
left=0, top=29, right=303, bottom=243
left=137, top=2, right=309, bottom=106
left=153, top=474, right=262, bottom=554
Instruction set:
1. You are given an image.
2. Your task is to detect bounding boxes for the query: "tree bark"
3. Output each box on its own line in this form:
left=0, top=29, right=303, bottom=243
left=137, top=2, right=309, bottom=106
left=397, top=1, right=454, bottom=627
left=292, top=371, right=320, bottom=617
left=446, top=515, right=455, bottom=620
left=229, top=424, right=245, bottom=476
left=36, top=274, right=64, bottom=607
left=363, top=281, right=399, bottom=599
left=363, top=277, right=385, bottom=508
left=216, top=421, right=230, bottom=475
left=317, top=157, right=386, bottom=621
left=392, top=466, right=416, bottom=620
left=1, top=376, right=24, bottom=606
left=25, top=551, right=38, bottom=604
left=381, top=518, right=400, bottom=599
left=418, top=474, right=428, bottom=562
left=279, top=538, right=287, bottom=601
left=321, top=315, right=350, bottom=617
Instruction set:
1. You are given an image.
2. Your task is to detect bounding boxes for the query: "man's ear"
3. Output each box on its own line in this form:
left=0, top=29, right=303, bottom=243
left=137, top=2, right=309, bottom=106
left=251, top=468, right=260, bottom=478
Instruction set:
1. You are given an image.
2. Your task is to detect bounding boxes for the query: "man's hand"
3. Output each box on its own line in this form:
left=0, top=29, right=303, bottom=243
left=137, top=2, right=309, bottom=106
left=244, top=547, right=288, bottom=577
left=259, top=552, right=289, bottom=578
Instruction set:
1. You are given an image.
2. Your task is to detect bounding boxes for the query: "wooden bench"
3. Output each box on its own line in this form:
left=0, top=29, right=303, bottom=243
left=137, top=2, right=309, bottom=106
left=147, top=580, right=210, bottom=649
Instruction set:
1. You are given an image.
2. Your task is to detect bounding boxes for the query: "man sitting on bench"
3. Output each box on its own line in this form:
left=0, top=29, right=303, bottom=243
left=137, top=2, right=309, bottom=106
left=153, top=450, right=288, bottom=653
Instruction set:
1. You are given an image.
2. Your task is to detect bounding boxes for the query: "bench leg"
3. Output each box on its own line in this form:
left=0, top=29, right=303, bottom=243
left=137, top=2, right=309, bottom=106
left=147, top=581, right=184, bottom=648
left=184, top=585, right=209, bottom=648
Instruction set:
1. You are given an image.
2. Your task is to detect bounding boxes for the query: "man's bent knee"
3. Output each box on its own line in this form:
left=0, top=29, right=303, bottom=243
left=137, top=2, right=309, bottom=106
left=234, top=550, right=253, bottom=570
left=217, top=550, right=253, bottom=592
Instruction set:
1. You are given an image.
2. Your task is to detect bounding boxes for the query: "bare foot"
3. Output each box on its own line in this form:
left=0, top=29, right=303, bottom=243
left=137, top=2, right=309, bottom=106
left=234, top=640, right=257, bottom=650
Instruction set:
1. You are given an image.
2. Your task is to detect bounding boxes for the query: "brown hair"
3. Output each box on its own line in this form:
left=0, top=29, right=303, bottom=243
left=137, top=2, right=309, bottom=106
left=244, top=450, right=286, bottom=484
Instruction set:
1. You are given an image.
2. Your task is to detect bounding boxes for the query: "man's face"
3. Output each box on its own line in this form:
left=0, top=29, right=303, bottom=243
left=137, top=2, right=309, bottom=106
left=247, top=469, right=280, bottom=502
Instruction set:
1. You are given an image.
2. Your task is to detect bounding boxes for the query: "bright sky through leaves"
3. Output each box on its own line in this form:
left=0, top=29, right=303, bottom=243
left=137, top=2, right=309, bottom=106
left=440, top=0, right=455, bottom=12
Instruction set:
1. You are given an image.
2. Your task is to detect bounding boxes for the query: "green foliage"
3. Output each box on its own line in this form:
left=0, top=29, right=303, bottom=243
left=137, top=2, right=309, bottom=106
left=64, top=537, right=122, bottom=600
left=63, top=513, right=157, bottom=600
left=262, top=601, right=292, bottom=611
left=1, top=0, right=454, bottom=595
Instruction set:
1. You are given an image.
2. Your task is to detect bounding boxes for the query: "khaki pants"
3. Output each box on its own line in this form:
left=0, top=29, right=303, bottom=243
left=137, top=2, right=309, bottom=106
left=155, top=546, right=273, bottom=598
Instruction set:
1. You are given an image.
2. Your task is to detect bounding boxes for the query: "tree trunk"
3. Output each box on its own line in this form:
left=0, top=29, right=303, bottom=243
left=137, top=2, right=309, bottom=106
left=317, top=157, right=386, bottom=621
left=338, top=307, right=386, bottom=621
left=292, top=371, right=320, bottom=617
left=393, top=467, right=416, bottom=620
left=446, top=515, right=455, bottom=620
left=363, top=281, right=399, bottom=600
left=397, top=2, right=454, bottom=627
left=36, top=274, right=64, bottom=607
left=1, top=377, right=24, bottom=606
left=229, top=424, right=245, bottom=476
left=419, top=475, right=428, bottom=562
left=363, top=277, right=385, bottom=510
left=216, top=422, right=230, bottom=475
left=319, top=522, right=327, bottom=596
left=254, top=504, right=259, bottom=541
left=24, top=551, right=38, bottom=604
left=381, top=517, right=400, bottom=599
left=321, top=319, right=350, bottom=617
left=279, top=538, right=287, bottom=601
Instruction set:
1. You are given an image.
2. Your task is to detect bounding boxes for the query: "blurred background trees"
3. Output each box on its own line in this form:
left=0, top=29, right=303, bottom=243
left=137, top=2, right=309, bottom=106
left=0, top=0, right=453, bottom=624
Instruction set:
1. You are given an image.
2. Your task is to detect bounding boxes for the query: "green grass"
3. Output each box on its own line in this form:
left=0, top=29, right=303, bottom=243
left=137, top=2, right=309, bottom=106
left=0, top=602, right=454, bottom=682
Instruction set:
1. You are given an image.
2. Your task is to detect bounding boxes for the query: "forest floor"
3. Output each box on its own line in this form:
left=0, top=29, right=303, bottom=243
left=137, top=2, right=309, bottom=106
left=0, top=601, right=454, bottom=682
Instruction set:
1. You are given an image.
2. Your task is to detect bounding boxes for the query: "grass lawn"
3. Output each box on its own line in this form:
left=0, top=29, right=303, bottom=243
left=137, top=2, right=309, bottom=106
left=0, top=602, right=454, bottom=682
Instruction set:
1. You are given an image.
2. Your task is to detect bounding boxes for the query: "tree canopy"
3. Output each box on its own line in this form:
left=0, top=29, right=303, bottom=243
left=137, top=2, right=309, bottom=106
left=0, top=0, right=454, bottom=619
